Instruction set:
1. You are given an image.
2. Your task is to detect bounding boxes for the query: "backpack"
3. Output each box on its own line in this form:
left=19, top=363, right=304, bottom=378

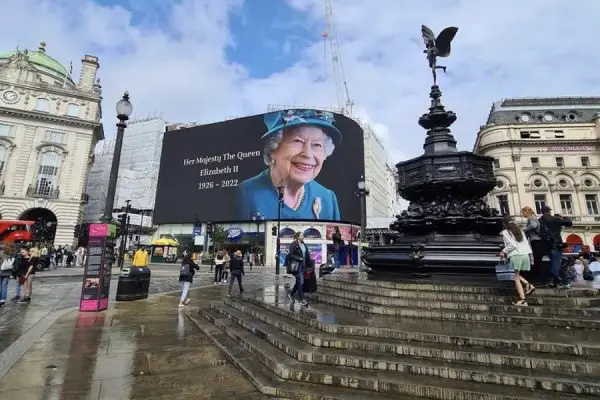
left=537, top=217, right=554, bottom=245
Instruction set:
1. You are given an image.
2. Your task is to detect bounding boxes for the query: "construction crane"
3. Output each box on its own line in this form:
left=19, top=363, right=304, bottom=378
left=322, top=0, right=354, bottom=116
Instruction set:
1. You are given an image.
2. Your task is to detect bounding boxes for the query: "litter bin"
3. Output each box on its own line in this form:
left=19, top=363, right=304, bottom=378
left=116, top=267, right=152, bottom=301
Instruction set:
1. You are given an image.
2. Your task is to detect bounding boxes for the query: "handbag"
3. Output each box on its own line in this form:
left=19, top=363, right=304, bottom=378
left=179, top=264, right=191, bottom=278
left=1, top=258, right=14, bottom=271
left=495, top=260, right=514, bottom=281
left=286, top=260, right=300, bottom=275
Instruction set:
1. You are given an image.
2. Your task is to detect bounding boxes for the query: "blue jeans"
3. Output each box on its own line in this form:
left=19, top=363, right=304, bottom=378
left=549, top=248, right=563, bottom=283
left=290, top=265, right=305, bottom=301
left=0, top=276, right=9, bottom=302
left=333, top=250, right=340, bottom=269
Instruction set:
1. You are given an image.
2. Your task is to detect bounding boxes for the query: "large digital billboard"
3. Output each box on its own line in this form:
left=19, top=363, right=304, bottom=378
left=153, top=109, right=365, bottom=224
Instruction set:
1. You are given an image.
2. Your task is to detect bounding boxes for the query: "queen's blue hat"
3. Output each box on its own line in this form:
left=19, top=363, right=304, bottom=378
left=261, top=109, right=342, bottom=145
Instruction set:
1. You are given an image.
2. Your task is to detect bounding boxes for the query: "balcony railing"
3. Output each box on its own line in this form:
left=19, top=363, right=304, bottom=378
left=26, top=184, right=60, bottom=199
left=512, top=215, right=600, bottom=224
left=0, top=182, right=4, bottom=195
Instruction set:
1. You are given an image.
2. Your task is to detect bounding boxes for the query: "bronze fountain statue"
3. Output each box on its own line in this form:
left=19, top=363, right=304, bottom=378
left=363, top=25, right=504, bottom=275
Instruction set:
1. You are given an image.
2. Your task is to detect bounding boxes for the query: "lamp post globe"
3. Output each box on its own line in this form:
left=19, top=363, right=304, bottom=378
left=116, top=91, right=133, bottom=120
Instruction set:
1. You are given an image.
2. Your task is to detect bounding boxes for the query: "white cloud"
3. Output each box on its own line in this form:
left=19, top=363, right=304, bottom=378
left=2, top=0, right=599, bottom=165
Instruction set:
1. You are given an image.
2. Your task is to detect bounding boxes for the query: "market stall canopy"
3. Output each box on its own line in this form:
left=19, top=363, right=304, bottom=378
left=152, top=238, right=179, bottom=246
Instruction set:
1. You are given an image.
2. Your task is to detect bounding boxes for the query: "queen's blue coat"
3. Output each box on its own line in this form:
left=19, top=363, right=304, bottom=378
left=238, top=169, right=340, bottom=221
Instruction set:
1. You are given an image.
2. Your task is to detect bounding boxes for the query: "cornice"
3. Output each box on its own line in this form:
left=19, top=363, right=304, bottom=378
left=0, top=79, right=100, bottom=103
left=476, top=138, right=600, bottom=153
left=0, top=106, right=101, bottom=130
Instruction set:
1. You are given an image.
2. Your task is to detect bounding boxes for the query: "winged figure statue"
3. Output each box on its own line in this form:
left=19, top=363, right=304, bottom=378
left=421, top=25, right=458, bottom=85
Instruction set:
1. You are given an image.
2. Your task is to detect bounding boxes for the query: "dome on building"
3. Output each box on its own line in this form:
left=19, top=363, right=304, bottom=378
left=0, top=41, right=74, bottom=86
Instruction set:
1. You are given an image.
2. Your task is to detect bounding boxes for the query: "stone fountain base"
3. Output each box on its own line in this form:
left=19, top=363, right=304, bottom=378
left=189, top=272, right=600, bottom=400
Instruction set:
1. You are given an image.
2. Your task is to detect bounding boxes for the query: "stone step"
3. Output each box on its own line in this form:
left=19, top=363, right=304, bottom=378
left=320, top=279, right=600, bottom=308
left=312, top=290, right=600, bottom=329
left=235, top=293, right=600, bottom=357
left=211, top=301, right=600, bottom=394
left=317, top=285, right=600, bottom=319
left=187, top=311, right=410, bottom=400
left=224, top=297, right=600, bottom=375
left=324, top=275, right=599, bottom=298
left=199, top=308, right=595, bottom=400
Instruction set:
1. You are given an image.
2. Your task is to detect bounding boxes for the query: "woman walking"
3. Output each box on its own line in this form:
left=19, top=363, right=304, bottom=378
left=0, top=246, right=15, bottom=306
left=178, top=250, right=199, bottom=308
left=500, top=216, right=536, bottom=306
left=222, top=251, right=230, bottom=283
left=286, top=232, right=313, bottom=307
left=521, top=206, right=546, bottom=283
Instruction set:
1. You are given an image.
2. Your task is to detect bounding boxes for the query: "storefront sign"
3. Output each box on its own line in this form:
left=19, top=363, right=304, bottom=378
left=80, top=224, right=115, bottom=312
left=547, top=146, right=595, bottom=152
left=226, top=227, right=243, bottom=239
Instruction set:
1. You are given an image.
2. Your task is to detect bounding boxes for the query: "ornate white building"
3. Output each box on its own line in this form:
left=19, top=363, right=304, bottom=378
left=474, top=97, right=600, bottom=249
left=0, top=42, right=103, bottom=245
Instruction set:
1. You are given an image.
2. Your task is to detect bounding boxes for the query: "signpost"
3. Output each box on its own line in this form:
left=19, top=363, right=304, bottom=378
left=80, top=223, right=116, bottom=312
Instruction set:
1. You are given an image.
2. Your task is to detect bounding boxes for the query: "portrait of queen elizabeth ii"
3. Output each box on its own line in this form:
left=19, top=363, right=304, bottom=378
left=237, top=109, right=341, bottom=221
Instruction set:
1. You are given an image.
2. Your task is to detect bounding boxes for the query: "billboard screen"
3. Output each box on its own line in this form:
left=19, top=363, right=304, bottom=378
left=154, top=109, right=365, bottom=224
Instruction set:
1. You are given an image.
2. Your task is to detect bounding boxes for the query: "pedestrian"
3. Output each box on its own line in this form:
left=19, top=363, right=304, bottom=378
left=331, top=226, right=343, bottom=271
left=285, top=232, right=313, bottom=307
left=227, top=250, right=245, bottom=297
left=538, top=206, right=573, bottom=288
left=499, top=216, right=536, bottom=306
left=0, top=246, right=15, bottom=306
left=178, top=250, right=199, bottom=308
left=521, top=206, right=546, bottom=283
left=214, top=250, right=225, bottom=284
left=19, top=247, right=38, bottom=303
left=222, top=250, right=230, bottom=283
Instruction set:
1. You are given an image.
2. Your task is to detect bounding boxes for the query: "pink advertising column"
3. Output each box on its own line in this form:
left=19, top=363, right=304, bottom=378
left=80, top=223, right=116, bottom=312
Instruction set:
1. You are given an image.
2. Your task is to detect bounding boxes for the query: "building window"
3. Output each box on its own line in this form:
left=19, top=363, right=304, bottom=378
left=534, top=194, right=547, bottom=215
left=0, top=123, right=14, bottom=138
left=559, top=194, right=573, bottom=215
left=533, top=179, right=543, bottom=188
left=497, top=195, right=510, bottom=215
left=35, top=98, right=50, bottom=112
left=66, top=103, right=80, bottom=117
left=531, top=157, right=540, bottom=168
left=493, top=158, right=500, bottom=169
left=35, top=152, right=60, bottom=196
left=581, top=157, right=590, bottom=167
left=555, top=157, right=564, bottom=168
left=585, top=194, right=599, bottom=215
left=553, top=130, right=565, bottom=138
left=0, top=146, right=6, bottom=177
left=520, top=130, right=540, bottom=139
left=44, top=130, right=67, bottom=144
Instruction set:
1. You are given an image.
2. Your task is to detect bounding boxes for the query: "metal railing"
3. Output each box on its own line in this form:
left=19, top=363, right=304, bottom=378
left=26, top=184, right=60, bottom=199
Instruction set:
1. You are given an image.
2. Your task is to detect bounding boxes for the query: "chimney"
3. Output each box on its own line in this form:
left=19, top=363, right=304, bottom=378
left=78, top=55, right=100, bottom=90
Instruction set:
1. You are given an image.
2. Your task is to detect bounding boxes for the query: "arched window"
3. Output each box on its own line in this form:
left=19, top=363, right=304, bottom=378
left=0, top=146, right=6, bottom=177
left=35, top=98, right=50, bottom=112
left=35, top=151, right=60, bottom=196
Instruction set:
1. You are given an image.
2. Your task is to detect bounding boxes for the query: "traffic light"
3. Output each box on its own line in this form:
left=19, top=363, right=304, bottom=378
left=271, top=226, right=277, bottom=236
left=206, top=223, right=213, bottom=235
left=117, top=213, right=127, bottom=236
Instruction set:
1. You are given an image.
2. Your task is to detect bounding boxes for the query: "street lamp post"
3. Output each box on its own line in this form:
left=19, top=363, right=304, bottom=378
left=100, top=92, right=133, bottom=223
left=274, top=187, right=284, bottom=275
left=251, top=210, right=263, bottom=265
left=357, top=176, right=370, bottom=266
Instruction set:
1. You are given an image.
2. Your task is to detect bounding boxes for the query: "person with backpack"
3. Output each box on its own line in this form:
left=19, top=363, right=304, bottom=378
left=538, top=205, right=573, bottom=288
left=178, top=250, right=200, bottom=308
left=227, top=250, right=245, bottom=297
left=521, top=206, right=547, bottom=282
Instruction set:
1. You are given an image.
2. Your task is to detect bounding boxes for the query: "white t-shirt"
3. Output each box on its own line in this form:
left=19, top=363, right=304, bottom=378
left=501, top=229, right=532, bottom=257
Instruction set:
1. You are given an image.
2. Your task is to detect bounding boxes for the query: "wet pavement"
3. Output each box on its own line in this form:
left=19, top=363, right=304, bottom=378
left=0, top=269, right=287, bottom=400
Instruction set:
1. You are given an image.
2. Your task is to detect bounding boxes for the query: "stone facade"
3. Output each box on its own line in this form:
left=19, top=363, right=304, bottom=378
left=474, top=97, right=600, bottom=248
left=0, top=42, right=103, bottom=245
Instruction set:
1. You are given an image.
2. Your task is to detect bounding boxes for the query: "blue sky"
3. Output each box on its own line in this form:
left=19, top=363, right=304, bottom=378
left=1, top=0, right=600, bottom=164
